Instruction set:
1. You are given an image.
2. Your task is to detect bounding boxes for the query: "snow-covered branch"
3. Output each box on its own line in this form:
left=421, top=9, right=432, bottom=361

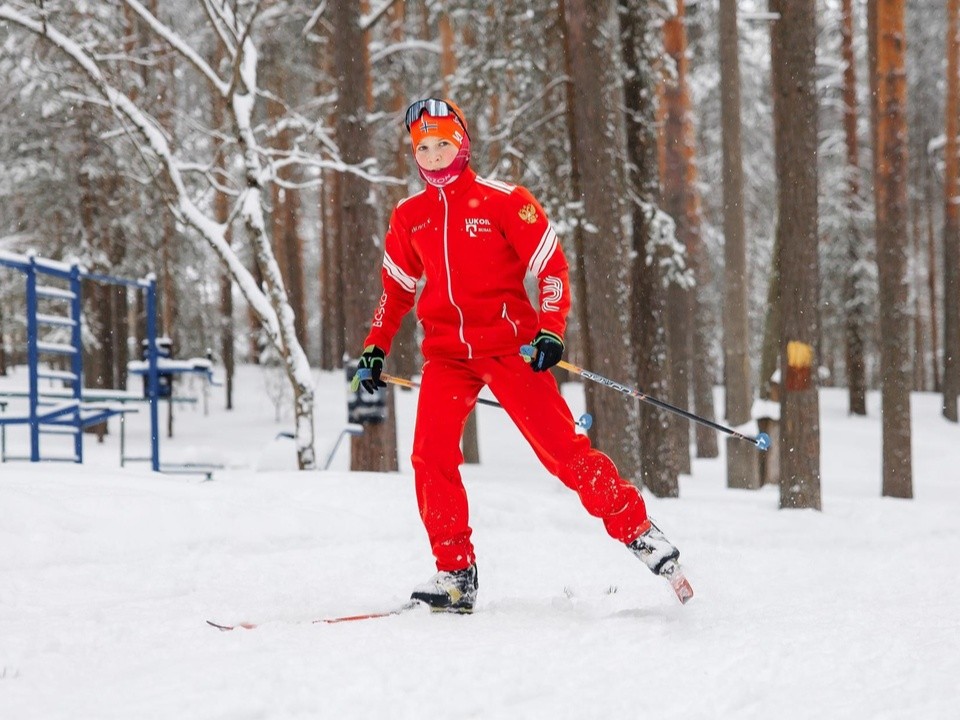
left=301, top=1, right=326, bottom=37
left=361, top=0, right=401, bottom=32
left=199, top=0, right=238, bottom=56
left=122, top=0, right=229, bottom=96
left=263, top=152, right=405, bottom=187
left=369, top=39, right=442, bottom=64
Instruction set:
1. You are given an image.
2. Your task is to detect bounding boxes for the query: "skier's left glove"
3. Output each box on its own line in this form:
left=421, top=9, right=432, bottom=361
left=529, top=330, right=564, bottom=372
left=350, top=345, right=387, bottom=393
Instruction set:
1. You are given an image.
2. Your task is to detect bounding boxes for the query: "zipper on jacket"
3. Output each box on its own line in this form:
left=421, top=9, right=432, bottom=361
left=502, top=303, right=518, bottom=336
left=440, top=188, right=473, bottom=358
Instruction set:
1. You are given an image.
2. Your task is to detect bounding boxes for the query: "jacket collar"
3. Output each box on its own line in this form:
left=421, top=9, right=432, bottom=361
left=427, top=166, right=476, bottom=201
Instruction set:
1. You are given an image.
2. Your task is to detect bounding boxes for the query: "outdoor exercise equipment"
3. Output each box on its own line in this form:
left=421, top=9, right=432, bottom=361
left=0, top=250, right=218, bottom=475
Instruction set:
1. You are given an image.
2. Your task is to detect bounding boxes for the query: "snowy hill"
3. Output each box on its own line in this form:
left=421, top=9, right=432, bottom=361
left=1, top=366, right=958, bottom=719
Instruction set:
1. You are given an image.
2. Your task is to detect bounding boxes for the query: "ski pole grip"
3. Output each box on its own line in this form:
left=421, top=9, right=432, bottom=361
left=519, top=344, right=536, bottom=363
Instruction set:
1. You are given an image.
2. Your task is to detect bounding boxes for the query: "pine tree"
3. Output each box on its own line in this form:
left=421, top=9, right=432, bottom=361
left=944, top=0, right=960, bottom=421
left=719, top=0, right=760, bottom=489
left=871, top=0, right=913, bottom=498
left=771, top=0, right=822, bottom=510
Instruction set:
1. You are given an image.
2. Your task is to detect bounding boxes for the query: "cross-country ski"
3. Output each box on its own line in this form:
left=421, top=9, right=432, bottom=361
left=206, top=601, right=425, bottom=631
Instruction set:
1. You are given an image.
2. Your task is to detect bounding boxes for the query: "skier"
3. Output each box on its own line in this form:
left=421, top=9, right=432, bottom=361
left=352, top=98, right=684, bottom=612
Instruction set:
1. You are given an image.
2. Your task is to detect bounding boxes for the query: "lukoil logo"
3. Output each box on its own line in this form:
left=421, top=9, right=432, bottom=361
left=464, top=217, right=491, bottom=238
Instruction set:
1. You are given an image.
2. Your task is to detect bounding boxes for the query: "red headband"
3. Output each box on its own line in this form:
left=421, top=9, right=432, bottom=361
left=409, top=113, right=466, bottom=150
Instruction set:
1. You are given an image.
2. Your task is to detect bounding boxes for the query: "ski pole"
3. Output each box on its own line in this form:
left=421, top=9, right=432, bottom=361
left=355, top=369, right=593, bottom=429
left=519, top=345, right=770, bottom=452
left=380, top=372, right=503, bottom=409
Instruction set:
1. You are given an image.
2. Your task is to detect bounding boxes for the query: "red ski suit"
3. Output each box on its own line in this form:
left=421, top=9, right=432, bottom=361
left=364, top=166, right=649, bottom=571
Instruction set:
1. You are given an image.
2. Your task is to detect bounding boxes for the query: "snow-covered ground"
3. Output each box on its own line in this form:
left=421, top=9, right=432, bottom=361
left=1, top=364, right=957, bottom=720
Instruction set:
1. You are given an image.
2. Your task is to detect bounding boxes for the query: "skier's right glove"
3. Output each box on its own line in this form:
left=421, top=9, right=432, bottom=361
left=529, top=330, right=564, bottom=372
left=350, top=345, right=387, bottom=394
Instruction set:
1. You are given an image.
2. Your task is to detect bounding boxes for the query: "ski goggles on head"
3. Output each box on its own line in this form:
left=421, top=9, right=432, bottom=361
left=403, top=98, right=466, bottom=133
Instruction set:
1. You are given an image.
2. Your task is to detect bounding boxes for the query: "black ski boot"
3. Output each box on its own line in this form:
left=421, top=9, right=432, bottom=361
left=626, top=520, right=680, bottom=576
left=410, top=564, right=478, bottom=613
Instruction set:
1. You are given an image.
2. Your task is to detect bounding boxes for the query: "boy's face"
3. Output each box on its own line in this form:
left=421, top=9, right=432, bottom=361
left=414, top=135, right=459, bottom=171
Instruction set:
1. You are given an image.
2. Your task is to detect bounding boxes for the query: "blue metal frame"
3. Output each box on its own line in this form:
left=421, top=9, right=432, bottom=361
left=0, top=251, right=160, bottom=469
left=25, top=255, right=40, bottom=459
left=70, top=263, right=83, bottom=461
left=146, top=276, right=160, bottom=471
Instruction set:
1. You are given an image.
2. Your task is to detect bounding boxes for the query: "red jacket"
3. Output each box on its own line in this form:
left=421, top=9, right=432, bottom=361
left=364, top=167, right=571, bottom=360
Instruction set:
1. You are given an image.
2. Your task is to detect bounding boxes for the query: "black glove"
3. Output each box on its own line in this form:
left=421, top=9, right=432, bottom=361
left=529, top=330, right=564, bottom=372
left=350, top=345, right=387, bottom=394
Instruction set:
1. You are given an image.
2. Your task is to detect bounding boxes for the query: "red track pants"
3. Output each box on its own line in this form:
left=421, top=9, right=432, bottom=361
left=411, top=354, right=649, bottom=571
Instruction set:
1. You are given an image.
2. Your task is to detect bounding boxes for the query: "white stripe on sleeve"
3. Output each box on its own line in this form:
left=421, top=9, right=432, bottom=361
left=383, top=252, right=417, bottom=292
left=527, top=224, right=558, bottom=277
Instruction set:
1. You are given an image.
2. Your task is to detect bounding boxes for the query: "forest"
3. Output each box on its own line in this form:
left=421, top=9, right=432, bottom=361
left=0, top=0, right=956, bottom=508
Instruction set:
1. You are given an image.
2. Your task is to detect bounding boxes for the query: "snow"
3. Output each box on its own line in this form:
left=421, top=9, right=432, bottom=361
left=1, top=365, right=958, bottom=719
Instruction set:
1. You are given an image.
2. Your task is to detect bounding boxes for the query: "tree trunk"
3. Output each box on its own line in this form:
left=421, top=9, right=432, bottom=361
left=151, top=28, right=178, bottom=356
left=212, top=57, right=235, bottom=410
left=872, top=0, right=913, bottom=498
left=156, top=10, right=176, bottom=442
left=219, top=268, right=234, bottom=410
left=462, top=410, right=480, bottom=465
left=672, top=1, right=718, bottom=461
left=332, top=0, right=399, bottom=473
left=842, top=0, right=869, bottom=416
left=759, top=227, right=782, bottom=400
left=690, top=265, right=719, bottom=459
left=911, top=197, right=926, bottom=391
left=771, top=0, right=822, bottom=510
left=561, top=0, right=641, bottom=481
left=944, top=0, right=960, bottom=421
left=0, top=296, right=6, bottom=376
left=78, top=111, right=109, bottom=440
left=661, top=7, right=693, bottom=475
left=108, top=191, right=129, bottom=396
left=248, top=257, right=265, bottom=363
left=320, top=169, right=345, bottom=370
left=619, top=0, right=677, bottom=496
left=760, top=0, right=784, bottom=405
left=266, top=51, right=308, bottom=352
left=927, top=178, right=942, bottom=392
left=719, top=0, right=760, bottom=489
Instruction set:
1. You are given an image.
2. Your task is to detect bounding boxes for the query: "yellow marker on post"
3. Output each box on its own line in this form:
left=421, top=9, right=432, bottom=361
left=785, top=341, right=814, bottom=391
